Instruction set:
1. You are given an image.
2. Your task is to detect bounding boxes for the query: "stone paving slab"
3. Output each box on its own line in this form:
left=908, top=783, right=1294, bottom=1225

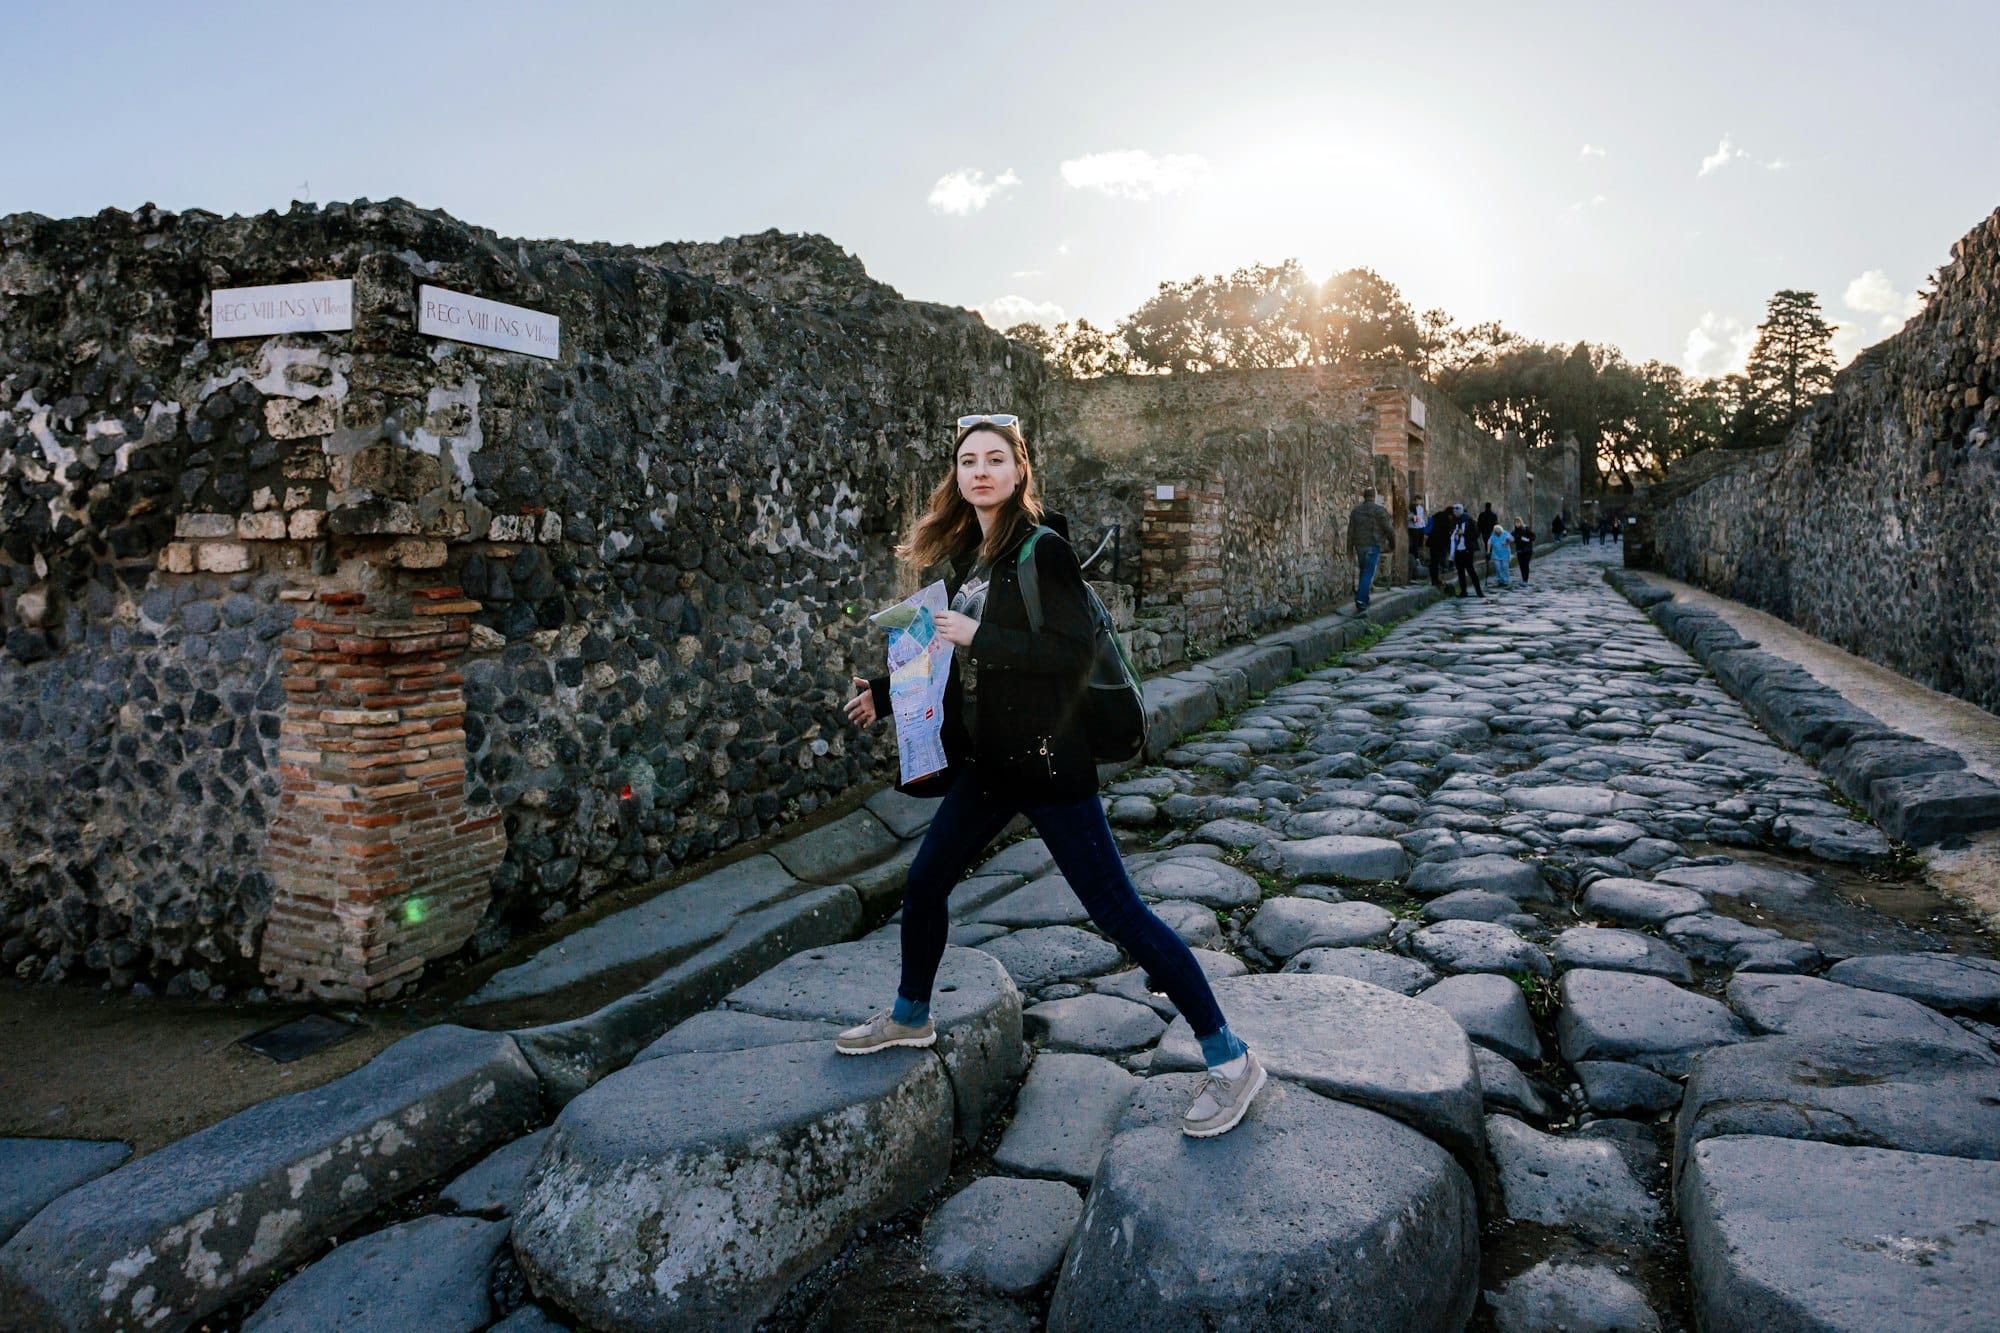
left=1557, top=969, right=1747, bottom=1075
left=1679, top=1134, right=2000, bottom=1333
left=242, top=1213, right=508, bottom=1332
left=921, top=1175, right=1084, bottom=1296
left=1726, top=972, right=1993, bottom=1056
left=993, top=1052, right=1139, bottom=1186
left=1485, top=1113, right=1660, bottom=1243
left=439, top=1127, right=553, bottom=1217
left=769, top=808, right=901, bottom=883
left=0, top=1138, right=129, bottom=1247
left=0, top=1026, right=542, bottom=1332
left=1486, top=1259, right=1661, bottom=1333
left=1825, top=951, right=2000, bottom=1017
left=863, top=787, right=942, bottom=840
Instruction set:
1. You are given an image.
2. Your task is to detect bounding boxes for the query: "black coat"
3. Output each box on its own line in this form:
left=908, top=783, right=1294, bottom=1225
left=871, top=522, right=1097, bottom=803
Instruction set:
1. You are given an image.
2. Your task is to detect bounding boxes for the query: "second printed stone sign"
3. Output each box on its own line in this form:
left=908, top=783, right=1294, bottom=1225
left=418, top=284, right=561, bottom=359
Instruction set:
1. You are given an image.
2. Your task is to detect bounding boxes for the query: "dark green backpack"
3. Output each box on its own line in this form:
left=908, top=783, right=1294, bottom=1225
left=1016, top=527, right=1148, bottom=762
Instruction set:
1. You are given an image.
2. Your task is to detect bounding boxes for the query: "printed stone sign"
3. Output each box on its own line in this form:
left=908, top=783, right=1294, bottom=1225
left=210, top=280, right=354, bottom=337
left=418, top=284, right=560, bottom=359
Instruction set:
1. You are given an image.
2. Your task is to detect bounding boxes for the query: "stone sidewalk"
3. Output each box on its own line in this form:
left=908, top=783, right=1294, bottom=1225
left=10, top=543, right=1998, bottom=1330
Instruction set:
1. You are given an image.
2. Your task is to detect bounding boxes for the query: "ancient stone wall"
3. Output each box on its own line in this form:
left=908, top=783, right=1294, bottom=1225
left=0, top=200, right=1038, bottom=993
left=1642, top=206, right=2000, bottom=715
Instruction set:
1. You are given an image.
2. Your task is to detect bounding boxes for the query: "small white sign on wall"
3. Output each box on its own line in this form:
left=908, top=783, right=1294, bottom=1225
left=1155, top=484, right=1177, bottom=501
left=1409, top=396, right=1428, bottom=429
left=418, top=285, right=560, bottom=359
left=210, top=280, right=354, bottom=338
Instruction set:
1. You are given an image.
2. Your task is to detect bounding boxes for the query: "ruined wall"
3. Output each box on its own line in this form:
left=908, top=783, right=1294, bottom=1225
left=0, top=200, right=1039, bottom=994
left=1642, top=206, right=2000, bottom=715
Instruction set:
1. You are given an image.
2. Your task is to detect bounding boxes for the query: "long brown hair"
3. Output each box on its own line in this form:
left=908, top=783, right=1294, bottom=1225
left=896, top=420, right=1045, bottom=570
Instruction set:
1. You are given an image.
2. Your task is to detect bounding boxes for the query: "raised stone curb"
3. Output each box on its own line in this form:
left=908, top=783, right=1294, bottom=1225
left=508, top=884, right=862, bottom=1102
left=0, top=1139, right=129, bottom=1247
left=1604, top=568, right=2000, bottom=847
left=0, top=1026, right=541, bottom=1332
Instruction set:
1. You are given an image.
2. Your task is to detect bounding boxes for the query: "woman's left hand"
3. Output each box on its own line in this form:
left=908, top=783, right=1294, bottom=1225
left=933, top=609, right=979, bottom=648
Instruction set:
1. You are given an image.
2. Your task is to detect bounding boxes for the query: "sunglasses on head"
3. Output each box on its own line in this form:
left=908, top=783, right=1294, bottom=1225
left=957, top=413, right=1019, bottom=429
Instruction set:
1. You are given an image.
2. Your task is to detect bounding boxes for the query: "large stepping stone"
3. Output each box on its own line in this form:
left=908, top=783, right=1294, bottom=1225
left=0, top=1027, right=541, bottom=1333
left=1046, top=1081, right=1478, bottom=1332
left=1093, top=950, right=1247, bottom=1016
left=512, top=1042, right=951, bottom=1331
left=723, top=939, right=1025, bottom=1141
left=1680, top=1135, right=2000, bottom=1332
left=1485, top=1114, right=1661, bottom=1243
left=0, top=1138, right=130, bottom=1246
left=1676, top=1035, right=2000, bottom=1177
left=981, top=925, right=1126, bottom=992
left=1246, top=897, right=1394, bottom=960
left=1024, top=993, right=1167, bottom=1053
left=1151, top=972, right=1484, bottom=1168
left=1281, top=947, right=1437, bottom=994
left=1825, top=952, right=2000, bottom=1018
left=1726, top=973, right=1992, bottom=1056
left=1284, top=808, right=1409, bottom=839
left=634, top=1009, right=841, bottom=1061
left=1583, top=877, right=1708, bottom=926
left=993, top=1052, right=1139, bottom=1186
left=1262, top=834, right=1411, bottom=881
left=1557, top=969, right=1746, bottom=1076
left=1421, top=889, right=1522, bottom=922
left=1551, top=927, right=1693, bottom=982
left=439, top=1128, right=552, bottom=1217
left=243, top=1214, right=507, bottom=1332
left=1487, top=1260, right=1661, bottom=1333
left=977, top=873, right=1090, bottom=927
left=1664, top=912, right=1782, bottom=963
left=771, top=808, right=901, bottom=883
left=1409, top=920, right=1551, bottom=977
left=1129, top=857, right=1262, bottom=908
left=463, top=853, right=800, bottom=1007
left=1653, top=862, right=1816, bottom=901
left=1418, top=974, right=1541, bottom=1065
left=1405, top=853, right=1552, bottom=901
left=921, top=1176, right=1084, bottom=1295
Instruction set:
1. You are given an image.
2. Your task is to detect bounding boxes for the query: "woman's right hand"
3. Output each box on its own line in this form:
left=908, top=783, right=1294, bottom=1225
left=844, top=677, right=878, bottom=727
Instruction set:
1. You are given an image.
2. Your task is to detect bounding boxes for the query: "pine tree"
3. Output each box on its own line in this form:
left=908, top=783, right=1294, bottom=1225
left=1741, top=289, right=1836, bottom=444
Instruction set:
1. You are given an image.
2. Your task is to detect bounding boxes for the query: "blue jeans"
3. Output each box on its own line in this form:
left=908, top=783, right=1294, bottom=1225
left=1354, top=544, right=1381, bottom=610
left=898, top=772, right=1232, bottom=1041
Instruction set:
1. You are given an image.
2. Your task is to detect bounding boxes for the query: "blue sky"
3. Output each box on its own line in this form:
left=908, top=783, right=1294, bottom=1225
left=7, top=0, right=1996, bottom=374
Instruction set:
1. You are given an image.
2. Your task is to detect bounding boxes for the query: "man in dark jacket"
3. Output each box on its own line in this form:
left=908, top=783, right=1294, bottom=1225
left=1477, top=503, right=1498, bottom=548
left=1425, top=506, right=1452, bottom=587
left=1345, top=487, right=1396, bottom=613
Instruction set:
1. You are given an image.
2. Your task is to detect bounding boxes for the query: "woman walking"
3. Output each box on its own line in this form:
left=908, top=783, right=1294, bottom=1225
left=1513, top=518, right=1535, bottom=582
left=838, top=414, right=1265, bottom=1137
left=1448, top=503, right=1485, bottom=598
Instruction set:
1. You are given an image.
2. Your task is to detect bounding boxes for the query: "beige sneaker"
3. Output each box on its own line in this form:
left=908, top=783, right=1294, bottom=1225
left=1181, top=1049, right=1267, bottom=1138
left=835, top=1010, right=937, bottom=1055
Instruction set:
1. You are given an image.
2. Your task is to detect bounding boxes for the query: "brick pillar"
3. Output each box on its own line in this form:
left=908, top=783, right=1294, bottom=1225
left=259, top=586, right=504, bottom=1001
left=1141, top=476, right=1226, bottom=655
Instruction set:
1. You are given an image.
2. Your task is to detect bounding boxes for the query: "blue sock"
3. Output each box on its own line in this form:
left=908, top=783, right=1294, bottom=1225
left=891, top=994, right=930, bottom=1026
left=1198, top=1025, right=1247, bottom=1067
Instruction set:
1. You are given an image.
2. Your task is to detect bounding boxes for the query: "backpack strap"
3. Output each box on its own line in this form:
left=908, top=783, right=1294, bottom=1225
left=1015, top=525, right=1053, bottom=633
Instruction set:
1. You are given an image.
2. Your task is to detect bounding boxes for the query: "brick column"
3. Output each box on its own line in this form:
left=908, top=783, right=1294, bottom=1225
left=1141, top=476, right=1226, bottom=655
left=259, top=586, right=504, bottom=1001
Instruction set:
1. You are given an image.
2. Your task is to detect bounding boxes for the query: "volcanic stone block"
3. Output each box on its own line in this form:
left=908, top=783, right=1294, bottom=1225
left=1825, top=951, right=2000, bottom=1017
left=921, top=1176, right=1084, bottom=1295
left=1023, top=993, right=1166, bottom=1054
left=1679, top=1135, right=2000, bottom=1333
left=1130, top=857, right=1263, bottom=908
left=724, top=939, right=1024, bottom=1142
left=1263, top=835, right=1411, bottom=882
left=1417, top=974, right=1542, bottom=1065
left=511, top=1042, right=952, bottom=1332
left=0, top=1138, right=130, bottom=1246
left=769, top=808, right=900, bottom=883
left=1582, top=878, right=1708, bottom=926
left=0, top=1027, right=541, bottom=1332
left=1726, top=973, right=1991, bottom=1056
left=1409, top=920, right=1550, bottom=977
left=1557, top=969, right=1746, bottom=1076
left=1246, top=897, right=1395, bottom=960
left=1485, top=1114, right=1660, bottom=1242
left=1046, top=1082, right=1478, bottom=1333
left=1151, top=972, right=1484, bottom=1169
left=994, top=1052, right=1140, bottom=1186
left=1487, top=1260, right=1661, bottom=1333
left=242, top=1214, right=508, bottom=1332
left=1550, top=927, right=1693, bottom=982
left=1280, top=947, right=1438, bottom=994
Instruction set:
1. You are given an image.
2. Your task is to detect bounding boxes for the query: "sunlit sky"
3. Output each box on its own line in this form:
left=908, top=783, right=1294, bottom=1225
left=8, top=0, right=1997, bottom=376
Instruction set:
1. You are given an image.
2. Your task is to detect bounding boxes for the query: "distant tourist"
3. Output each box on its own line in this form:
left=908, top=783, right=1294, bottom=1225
left=1425, top=505, right=1453, bottom=588
left=1553, top=512, right=1567, bottom=541
left=839, top=413, right=1264, bottom=1138
left=1346, top=486, right=1396, bottom=613
left=1513, top=519, right=1536, bottom=582
left=1486, top=521, right=1514, bottom=585
left=1477, top=502, right=1499, bottom=547
left=1407, top=499, right=1429, bottom=571
left=1449, top=504, right=1485, bottom=598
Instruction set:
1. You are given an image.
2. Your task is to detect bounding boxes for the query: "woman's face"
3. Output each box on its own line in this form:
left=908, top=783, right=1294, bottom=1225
left=956, top=431, right=1021, bottom=511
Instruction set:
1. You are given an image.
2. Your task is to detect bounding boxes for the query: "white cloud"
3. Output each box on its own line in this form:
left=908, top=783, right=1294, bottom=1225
left=1580, top=143, right=1606, bottom=158
left=1829, top=317, right=1872, bottom=365
left=927, top=167, right=1021, bottom=216
left=1764, top=158, right=1789, bottom=171
left=1059, top=149, right=1209, bottom=200
left=1056, top=242, right=1071, bottom=256
left=978, top=294, right=1065, bottom=329
left=1009, top=268, right=1044, bottom=279
left=1566, top=194, right=1609, bottom=214
left=1682, top=311, right=1757, bottom=377
left=1698, top=134, right=1748, bottom=177
left=1843, top=269, right=1922, bottom=332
